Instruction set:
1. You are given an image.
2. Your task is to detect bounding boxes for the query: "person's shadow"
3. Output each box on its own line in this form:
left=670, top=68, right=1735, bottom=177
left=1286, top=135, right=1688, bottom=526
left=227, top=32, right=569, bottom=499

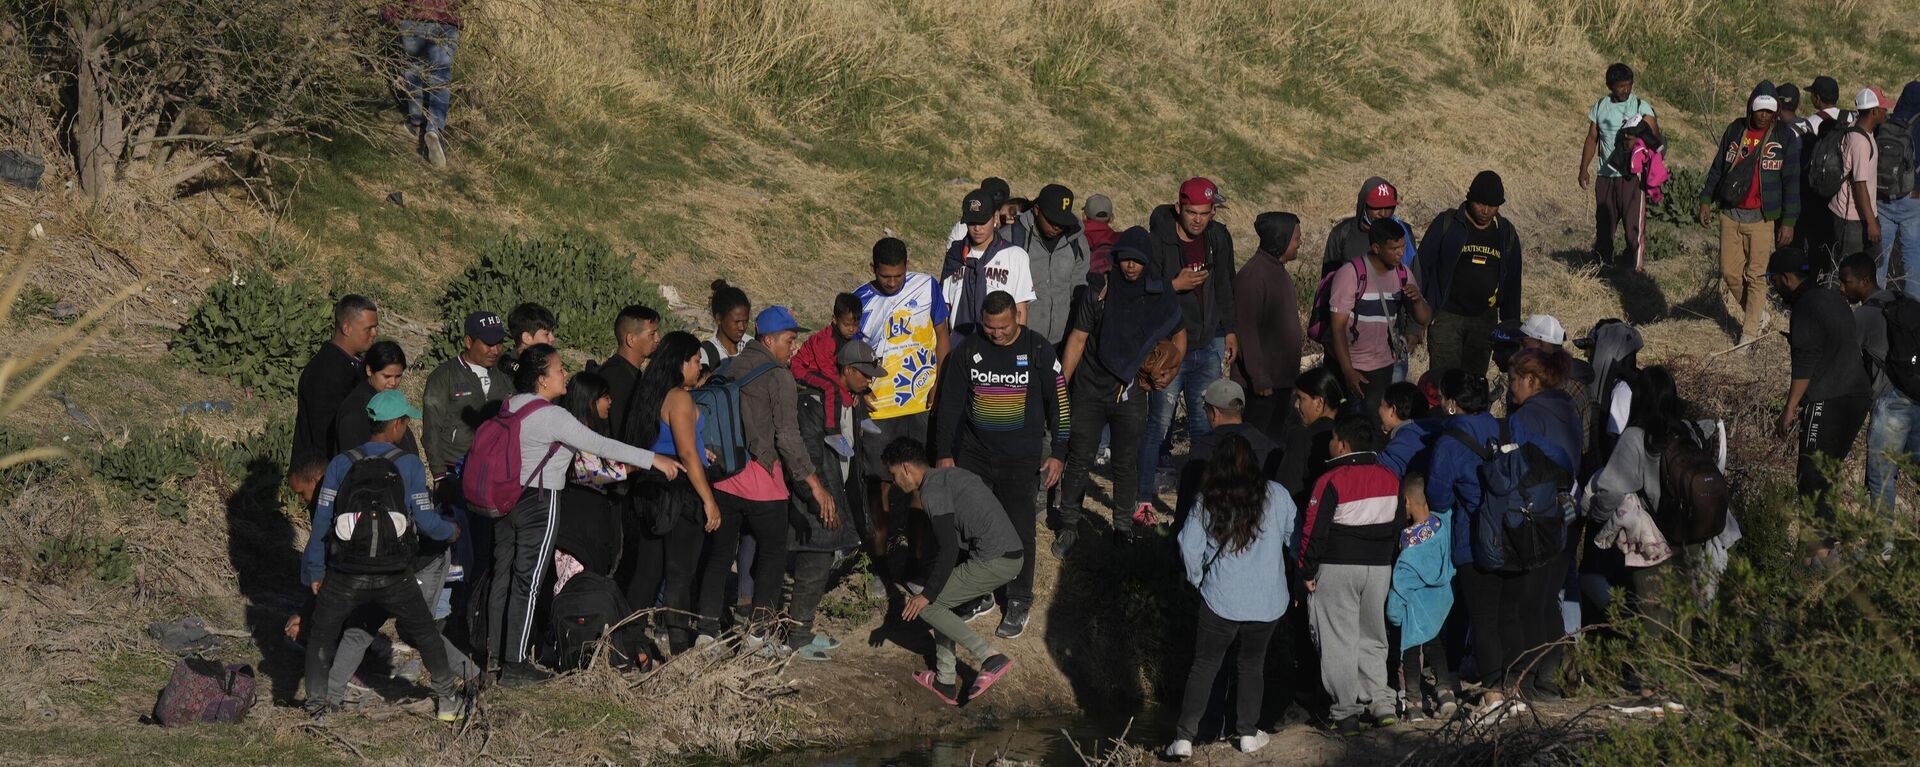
left=224, top=456, right=307, bottom=704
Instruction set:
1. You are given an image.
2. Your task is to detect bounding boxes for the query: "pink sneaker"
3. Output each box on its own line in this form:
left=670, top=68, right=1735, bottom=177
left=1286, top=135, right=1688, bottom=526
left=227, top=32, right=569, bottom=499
left=913, top=670, right=959, bottom=706
left=1131, top=503, right=1157, bottom=529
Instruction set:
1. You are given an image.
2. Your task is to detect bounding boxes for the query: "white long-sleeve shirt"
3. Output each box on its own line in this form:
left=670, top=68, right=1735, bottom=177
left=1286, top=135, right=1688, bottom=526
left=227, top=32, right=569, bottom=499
left=506, top=394, right=656, bottom=490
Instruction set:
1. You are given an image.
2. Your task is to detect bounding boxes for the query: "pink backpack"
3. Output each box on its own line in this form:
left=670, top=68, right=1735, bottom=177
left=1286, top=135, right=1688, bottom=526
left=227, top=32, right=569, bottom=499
left=461, top=398, right=560, bottom=518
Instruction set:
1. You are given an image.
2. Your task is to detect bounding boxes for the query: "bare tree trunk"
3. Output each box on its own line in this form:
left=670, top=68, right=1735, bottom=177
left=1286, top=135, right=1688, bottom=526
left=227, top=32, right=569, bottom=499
left=72, top=24, right=109, bottom=197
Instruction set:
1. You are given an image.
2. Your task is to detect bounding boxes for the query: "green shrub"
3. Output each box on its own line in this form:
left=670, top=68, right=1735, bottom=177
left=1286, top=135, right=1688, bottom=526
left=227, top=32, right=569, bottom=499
left=171, top=268, right=334, bottom=398
left=91, top=430, right=211, bottom=522
left=36, top=533, right=133, bottom=585
left=437, top=230, right=667, bottom=360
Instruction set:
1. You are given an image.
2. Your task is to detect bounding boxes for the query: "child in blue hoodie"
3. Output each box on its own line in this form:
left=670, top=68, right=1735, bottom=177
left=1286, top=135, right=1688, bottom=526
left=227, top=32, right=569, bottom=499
left=1386, top=474, right=1457, bottom=720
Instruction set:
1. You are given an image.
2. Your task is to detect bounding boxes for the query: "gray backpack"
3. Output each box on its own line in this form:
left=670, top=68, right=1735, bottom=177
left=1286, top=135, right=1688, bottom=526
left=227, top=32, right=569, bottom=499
left=1877, top=117, right=1914, bottom=201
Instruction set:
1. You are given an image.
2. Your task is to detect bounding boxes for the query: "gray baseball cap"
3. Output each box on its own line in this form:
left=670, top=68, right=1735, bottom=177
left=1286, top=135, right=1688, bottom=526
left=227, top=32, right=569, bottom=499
left=1202, top=379, right=1246, bottom=412
left=1082, top=194, right=1113, bottom=222
left=836, top=339, right=886, bottom=379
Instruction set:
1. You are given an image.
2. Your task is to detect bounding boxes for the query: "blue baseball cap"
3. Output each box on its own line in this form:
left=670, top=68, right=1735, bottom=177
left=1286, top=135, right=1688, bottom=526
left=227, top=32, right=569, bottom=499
left=754, top=306, right=809, bottom=336
left=367, top=390, right=422, bottom=421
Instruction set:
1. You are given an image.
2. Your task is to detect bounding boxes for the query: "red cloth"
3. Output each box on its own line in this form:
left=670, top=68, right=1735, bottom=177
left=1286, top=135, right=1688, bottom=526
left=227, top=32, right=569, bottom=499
left=790, top=327, right=852, bottom=430
left=1738, top=127, right=1765, bottom=210
left=1084, top=219, right=1117, bottom=274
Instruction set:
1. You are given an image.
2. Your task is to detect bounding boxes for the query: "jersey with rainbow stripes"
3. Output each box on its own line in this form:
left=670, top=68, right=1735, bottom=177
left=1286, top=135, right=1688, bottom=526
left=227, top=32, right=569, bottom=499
left=935, top=329, right=1070, bottom=461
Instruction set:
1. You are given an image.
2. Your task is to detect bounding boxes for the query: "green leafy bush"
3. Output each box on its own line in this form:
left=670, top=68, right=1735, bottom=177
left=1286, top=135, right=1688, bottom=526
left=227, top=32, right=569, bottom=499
left=35, top=533, right=134, bottom=585
left=437, top=231, right=668, bottom=360
left=1647, top=166, right=1705, bottom=227
left=91, top=430, right=209, bottom=522
left=172, top=268, right=334, bottom=398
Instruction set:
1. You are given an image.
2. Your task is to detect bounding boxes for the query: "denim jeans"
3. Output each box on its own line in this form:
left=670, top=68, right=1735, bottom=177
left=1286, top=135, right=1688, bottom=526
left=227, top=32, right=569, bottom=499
left=399, top=21, right=458, bottom=133
left=1137, top=335, right=1227, bottom=501
left=1867, top=388, right=1920, bottom=516
left=1879, top=195, right=1920, bottom=295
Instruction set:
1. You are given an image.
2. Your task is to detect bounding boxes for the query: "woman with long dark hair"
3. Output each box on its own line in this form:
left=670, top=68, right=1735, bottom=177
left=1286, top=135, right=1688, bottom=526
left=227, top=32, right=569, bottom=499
left=335, top=340, right=417, bottom=455
left=1167, top=435, right=1296, bottom=759
left=617, top=331, right=722, bottom=653
left=487, top=344, right=682, bottom=686
left=1276, top=367, right=1346, bottom=507
left=550, top=372, right=624, bottom=591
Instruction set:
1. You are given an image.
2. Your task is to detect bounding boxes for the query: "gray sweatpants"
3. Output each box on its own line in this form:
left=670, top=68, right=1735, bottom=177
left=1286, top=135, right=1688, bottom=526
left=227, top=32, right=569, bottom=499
left=326, top=551, right=477, bottom=704
left=921, top=555, right=1021, bottom=685
left=1309, top=563, right=1395, bottom=721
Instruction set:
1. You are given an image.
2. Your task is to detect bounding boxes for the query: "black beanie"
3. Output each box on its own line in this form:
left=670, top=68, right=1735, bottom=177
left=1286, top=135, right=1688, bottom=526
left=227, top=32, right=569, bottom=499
left=1467, top=170, right=1506, bottom=207
left=1253, top=211, right=1301, bottom=257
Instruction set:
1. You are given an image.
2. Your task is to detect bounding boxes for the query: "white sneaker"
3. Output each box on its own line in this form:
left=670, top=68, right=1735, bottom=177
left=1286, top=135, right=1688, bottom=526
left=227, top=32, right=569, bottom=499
left=1164, top=739, right=1193, bottom=760
left=1237, top=731, right=1271, bottom=754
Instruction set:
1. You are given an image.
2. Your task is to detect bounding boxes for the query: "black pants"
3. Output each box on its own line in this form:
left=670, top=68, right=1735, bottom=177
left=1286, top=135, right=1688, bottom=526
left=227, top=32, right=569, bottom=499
left=306, top=571, right=456, bottom=707
left=1456, top=563, right=1556, bottom=690
left=488, top=487, right=558, bottom=664
left=697, top=491, right=789, bottom=636
left=621, top=480, right=707, bottom=652
left=1353, top=367, right=1394, bottom=425
left=1399, top=636, right=1454, bottom=700
left=787, top=551, right=835, bottom=649
left=957, top=438, right=1041, bottom=603
left=1175, top=601, right=1277, bottom=740
left=1059, top=387, right=1148, bottom=532
left=1797, top=394, right=1870, bottom=526
left=1517, top=553, right=1570, bottom=691
left=1242, top=387, right=1294, bottom=446
left=1428, top=310, right=1499, bottom=380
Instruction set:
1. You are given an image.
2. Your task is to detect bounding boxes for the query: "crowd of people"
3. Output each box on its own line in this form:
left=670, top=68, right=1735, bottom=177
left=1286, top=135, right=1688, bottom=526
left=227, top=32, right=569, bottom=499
left=276, top=61, right=1920, bottom=759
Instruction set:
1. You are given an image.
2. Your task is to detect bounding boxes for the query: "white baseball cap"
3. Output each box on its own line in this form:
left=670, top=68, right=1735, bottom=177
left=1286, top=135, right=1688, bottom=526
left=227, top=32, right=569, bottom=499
left=1857, top=87, right=1888, bottom=111
left=1750, top=93, right=1778, bottom=112
left=1520, top=315, right=1567, bottom=345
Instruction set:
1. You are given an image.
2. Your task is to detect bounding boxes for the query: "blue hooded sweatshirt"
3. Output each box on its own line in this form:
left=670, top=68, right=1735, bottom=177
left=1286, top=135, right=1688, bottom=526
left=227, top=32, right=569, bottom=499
left=1428, top=411, right=1500, bottom=567
left=1388, top=508, right=1455, bottom=650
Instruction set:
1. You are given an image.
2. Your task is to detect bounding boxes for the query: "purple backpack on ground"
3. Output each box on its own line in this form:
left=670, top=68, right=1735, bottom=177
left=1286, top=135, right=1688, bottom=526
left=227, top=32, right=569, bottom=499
left=153, top=657, right=256, bottom=726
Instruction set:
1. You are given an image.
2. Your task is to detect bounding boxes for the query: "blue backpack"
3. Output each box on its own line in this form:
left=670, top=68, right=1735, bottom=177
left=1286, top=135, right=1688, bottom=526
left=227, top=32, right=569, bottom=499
left=690, top=359, right=779, bottom=480
left=1447, top=420, right=1574, bottom=572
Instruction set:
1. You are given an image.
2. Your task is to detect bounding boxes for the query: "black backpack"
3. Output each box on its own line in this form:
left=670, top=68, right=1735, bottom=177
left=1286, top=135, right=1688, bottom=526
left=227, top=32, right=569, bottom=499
left=1873, top=293, right=1920, bottom=401
left=1810, top=125, right=1866, bottom=199
left=551, top=571, right=654, bottom=671
left=1877, top=117, right=1915, bottom=201
left=1655, top=422, right=1730, bottom=546
left=327, top=447, right=417, bottom=575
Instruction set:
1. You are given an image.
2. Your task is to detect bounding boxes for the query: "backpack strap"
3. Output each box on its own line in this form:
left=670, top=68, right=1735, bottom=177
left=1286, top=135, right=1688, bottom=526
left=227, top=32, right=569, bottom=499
left=734, top=363, right=780, bottom=388
left=1445, top=427, right=1493, bottom=461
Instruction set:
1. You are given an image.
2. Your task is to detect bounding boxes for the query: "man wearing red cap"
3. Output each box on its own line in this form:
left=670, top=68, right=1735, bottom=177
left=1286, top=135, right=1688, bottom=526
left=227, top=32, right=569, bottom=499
left=1136, top=177, right=1239, bottom=519
left=1323, top=177, right=1416, bottom=279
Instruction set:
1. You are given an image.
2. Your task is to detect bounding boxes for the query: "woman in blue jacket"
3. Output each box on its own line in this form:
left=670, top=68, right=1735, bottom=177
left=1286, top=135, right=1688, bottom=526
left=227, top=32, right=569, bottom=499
left=1504, top=349, right=1583, bottom=703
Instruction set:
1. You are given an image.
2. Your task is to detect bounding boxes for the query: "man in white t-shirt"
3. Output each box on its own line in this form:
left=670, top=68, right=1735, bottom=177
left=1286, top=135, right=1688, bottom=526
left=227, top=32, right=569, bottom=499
left=942, top=187, right=1035, bottom=336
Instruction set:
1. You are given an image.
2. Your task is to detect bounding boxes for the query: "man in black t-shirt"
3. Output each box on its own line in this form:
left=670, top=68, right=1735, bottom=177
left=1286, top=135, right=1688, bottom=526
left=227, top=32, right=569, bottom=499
left=1055, top=228, right=1186, bottom=553
left=1417, top=171, right=1524, bottom=379
left=1767, top=246, right=1869, bottom=541
left=291, top=295, right=378, bottom=474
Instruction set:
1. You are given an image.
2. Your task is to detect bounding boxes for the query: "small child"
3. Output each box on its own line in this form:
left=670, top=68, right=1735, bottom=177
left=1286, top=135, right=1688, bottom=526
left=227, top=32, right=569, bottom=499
left=1386, top=474, right=1457, bottom=720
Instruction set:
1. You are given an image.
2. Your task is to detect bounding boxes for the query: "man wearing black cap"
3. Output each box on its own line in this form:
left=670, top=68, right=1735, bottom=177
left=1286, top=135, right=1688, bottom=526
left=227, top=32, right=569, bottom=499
left=424, top=310, right=511, bottom=476
left=1232, top=212, right=1306, bottom=441
left=948, top=176, right=1019, bottom=247
left=1767, top=245, right=1869, bottom=538
left=1058, top=227, right=1187, bottom=552
left=1798, top=76, right=1850, bottom=263
left=942, top=188, right=1035, bottom=336
left=1778, top=83, right=1810, bottom=137
left=1416, top=170, right=1523, bottom=380
left=1016, top=183, right=1090, bottom=346
left=1700, top=81, right=1801, bottom=346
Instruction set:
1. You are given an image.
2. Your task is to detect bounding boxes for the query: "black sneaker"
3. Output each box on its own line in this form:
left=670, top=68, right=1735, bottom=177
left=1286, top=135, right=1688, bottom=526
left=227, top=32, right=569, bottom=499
left=1524, top=682, right=1564, bottom=704
left=498, top=661, right=555, bottom=688
left=959, top=595, right=996, bottom=623
left=1333, top=715, right=1362, bottom=737
left=996, top=599, right=1030, bottom=639
left=304, top=701, right=335, bottom=722
left=1050, top=527, right=1079, bottom=558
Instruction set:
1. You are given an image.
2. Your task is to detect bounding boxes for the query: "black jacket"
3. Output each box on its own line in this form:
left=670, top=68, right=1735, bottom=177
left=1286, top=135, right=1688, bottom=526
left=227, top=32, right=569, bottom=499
left=1148, top=204, right=1236, bottom=341
left=1415, top=205, right=1524, bottom=325
left=292, top=341, right=363, bottom=472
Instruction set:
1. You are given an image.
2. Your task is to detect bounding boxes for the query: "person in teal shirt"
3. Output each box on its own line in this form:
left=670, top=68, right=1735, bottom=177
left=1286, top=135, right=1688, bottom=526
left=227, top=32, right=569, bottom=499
left=1581, top=62, right=1660, bottom=267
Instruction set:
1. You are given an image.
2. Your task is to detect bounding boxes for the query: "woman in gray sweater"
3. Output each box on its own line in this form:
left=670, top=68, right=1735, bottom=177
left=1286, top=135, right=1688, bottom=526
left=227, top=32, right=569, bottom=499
left=488, top=344, right=681, bottom=686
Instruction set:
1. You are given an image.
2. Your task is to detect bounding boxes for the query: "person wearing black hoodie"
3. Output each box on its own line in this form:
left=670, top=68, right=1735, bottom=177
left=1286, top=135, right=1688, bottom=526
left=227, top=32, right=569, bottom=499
left=1766, top=246, right=1869, bottom=544
left=1233, top=212, right=1306, bottom=442
left=1058, top=227, right=1187, bottom=552
left=1878, top=80, right=1920, bottom=296
left=1324, top=177, right=1418, bottom=279
left=1139, top=177, right=1238, bottom=512
left=1417, top=171, right=1523, bottom=380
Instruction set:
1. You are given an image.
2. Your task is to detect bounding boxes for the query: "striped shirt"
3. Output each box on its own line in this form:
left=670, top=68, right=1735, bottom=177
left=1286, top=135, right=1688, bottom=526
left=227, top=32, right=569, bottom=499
left=1328, top=258, right=1415, bottom=372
